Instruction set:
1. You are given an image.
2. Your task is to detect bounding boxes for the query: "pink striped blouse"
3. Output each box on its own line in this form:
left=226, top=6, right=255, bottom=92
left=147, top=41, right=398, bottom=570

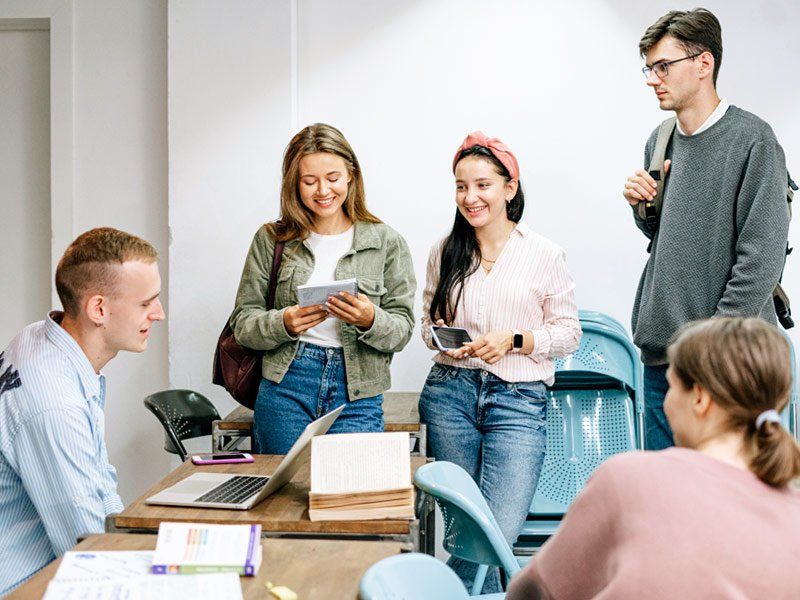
left=421, top=222, right=581, bottom=385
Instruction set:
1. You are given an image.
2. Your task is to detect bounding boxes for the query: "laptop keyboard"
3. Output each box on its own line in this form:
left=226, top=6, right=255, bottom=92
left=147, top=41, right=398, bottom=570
left=195, top=475, right=269, bottom=505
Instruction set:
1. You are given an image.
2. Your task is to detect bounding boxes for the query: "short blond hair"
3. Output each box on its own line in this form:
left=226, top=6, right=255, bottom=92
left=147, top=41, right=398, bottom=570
left=55, top=227, right=158, bottom=317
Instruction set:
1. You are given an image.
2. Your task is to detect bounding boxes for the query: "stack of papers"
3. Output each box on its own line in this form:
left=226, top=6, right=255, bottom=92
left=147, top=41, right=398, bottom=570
left=51, top=551, right=153, bottom=580
left=152, top=522, right=262, bottom=576
left=42, top=551, right=242, bottom=600
left=309, top=432, right=415, bottom=521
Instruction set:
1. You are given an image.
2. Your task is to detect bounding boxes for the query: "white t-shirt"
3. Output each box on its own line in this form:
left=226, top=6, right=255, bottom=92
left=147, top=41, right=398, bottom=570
left=676, top=98, right=729, bottom=136
left=299, top=227, right=355, bottom=348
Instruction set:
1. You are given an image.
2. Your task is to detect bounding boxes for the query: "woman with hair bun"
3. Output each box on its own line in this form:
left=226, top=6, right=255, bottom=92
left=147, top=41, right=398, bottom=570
left=508, top=317, right=800, bottom=599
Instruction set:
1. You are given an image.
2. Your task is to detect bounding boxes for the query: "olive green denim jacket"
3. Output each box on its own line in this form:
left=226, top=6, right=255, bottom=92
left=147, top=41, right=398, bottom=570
left=230, top=221, right=416, bottom=400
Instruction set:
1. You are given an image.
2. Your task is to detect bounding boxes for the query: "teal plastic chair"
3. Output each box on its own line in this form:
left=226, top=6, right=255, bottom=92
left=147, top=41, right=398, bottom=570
left=414, top=461, right=520, bottom=596
left=578, top=309, right=628, bottom=337
left=780, top=331, right=799, bottom=439
left=517, top=317, right=643, bottom=551
left=359, top=553, right=505, bottom=600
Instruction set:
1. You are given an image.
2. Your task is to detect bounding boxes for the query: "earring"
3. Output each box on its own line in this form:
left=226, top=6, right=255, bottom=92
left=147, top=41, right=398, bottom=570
left=95, top=322, right=102, bottom=328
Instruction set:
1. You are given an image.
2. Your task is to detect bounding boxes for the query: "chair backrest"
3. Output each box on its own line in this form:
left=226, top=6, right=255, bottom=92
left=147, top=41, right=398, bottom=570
left=554, top=321, right=642, bottom=398
left=530, top=387, right=636, bottom=515
left=577, top=309, right=627, bottom=336
left=780, top=331, right=799, bottom=438
left=359, top=553, right=470, bottom=600
left=413, top=462, right=520, bottom=577
left=528, top=313, right=642, bottom=519
left=143, top=389, right=221, bottom=461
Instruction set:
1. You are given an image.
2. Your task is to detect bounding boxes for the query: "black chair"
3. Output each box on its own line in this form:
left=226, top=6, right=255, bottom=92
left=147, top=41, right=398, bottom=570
left=143, top=389, right=221, bottom=462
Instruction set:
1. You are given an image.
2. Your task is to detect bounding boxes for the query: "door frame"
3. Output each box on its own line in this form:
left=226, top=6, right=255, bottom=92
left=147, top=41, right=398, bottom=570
left=1, top=1, right=74, bottom=307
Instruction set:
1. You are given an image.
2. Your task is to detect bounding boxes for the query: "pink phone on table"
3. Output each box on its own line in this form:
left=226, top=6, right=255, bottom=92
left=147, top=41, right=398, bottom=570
left=191, top=452, right=254, bottom=465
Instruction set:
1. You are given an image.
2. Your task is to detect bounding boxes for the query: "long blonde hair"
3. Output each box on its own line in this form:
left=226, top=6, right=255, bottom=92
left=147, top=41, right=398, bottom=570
left=268, top=123, right=380, bottom=242
left=668, top=317, right=800, bottom=487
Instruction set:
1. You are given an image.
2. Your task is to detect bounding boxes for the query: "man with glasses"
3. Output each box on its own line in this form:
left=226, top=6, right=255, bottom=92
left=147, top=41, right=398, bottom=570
left=622, top=9, right=790, bottom=450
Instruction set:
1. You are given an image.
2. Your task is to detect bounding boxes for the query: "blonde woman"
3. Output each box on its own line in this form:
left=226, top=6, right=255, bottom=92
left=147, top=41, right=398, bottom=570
left=231, top=123, right=416, bottom=453
left=508, top=317, right=800, bottom=599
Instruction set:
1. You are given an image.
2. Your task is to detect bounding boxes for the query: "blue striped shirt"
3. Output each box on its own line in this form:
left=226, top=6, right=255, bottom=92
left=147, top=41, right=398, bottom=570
left=0, top=312, right=123, bottom=594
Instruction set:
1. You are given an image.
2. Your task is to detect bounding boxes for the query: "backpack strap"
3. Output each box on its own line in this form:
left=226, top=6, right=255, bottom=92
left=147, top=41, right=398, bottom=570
left=642, top=117, right=677, bottom=235
left=774, top=174, right=798, bottom=329
left=266, top=241, right=285, bottom=310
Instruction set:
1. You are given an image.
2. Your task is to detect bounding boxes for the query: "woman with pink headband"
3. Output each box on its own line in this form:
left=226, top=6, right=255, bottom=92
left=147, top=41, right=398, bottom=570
left=419, top=132, right=581, bottom=593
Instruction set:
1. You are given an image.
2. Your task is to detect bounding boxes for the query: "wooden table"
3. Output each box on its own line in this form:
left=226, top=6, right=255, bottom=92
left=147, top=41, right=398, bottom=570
left=8, top=533, right=405, bottom=599
left=109, top=455, right=435, bottom=554
left=212, top=392, right=426, bottom=456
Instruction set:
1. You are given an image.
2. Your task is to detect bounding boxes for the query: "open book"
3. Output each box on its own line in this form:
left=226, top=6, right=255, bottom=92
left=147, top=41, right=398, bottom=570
left=309, top=432, right=415, bottom=521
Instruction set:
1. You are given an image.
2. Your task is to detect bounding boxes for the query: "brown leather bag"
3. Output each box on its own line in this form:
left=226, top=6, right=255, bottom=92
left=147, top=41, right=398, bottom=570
left=212, top=239, right=285, bottom=408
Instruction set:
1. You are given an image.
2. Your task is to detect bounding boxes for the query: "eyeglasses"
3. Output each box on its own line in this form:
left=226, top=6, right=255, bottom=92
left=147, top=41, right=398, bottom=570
left=642, top=53, right=702, bottom=79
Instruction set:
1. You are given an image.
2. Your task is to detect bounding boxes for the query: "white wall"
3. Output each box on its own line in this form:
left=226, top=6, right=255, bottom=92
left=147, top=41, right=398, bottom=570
left=70, top=0, right=170, bottom=502
left=0, top=0, right=170, bottom=503
left=169, top=0, right=800, bottom=414
left=168, top=0, right=292, bottom=418
left=0, top=28, right=50, bottom=344
left=1, top=0, right=797, bottom=503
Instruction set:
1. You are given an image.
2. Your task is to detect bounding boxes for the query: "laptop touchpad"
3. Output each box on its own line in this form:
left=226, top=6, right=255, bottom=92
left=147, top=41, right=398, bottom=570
left=174, top=473, right=230, bottom=495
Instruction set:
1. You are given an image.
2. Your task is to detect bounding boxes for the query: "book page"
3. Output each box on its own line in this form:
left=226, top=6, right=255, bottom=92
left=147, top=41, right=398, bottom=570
left=311, top=432, right=411, bottom=494
left=54, top=552, right=154, bottom=582
left=43, top=573, right=242, bottom=600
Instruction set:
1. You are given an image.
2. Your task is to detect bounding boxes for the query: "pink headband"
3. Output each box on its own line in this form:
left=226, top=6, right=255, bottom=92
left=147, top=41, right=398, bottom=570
left=452, top=131, right=520, bottom=180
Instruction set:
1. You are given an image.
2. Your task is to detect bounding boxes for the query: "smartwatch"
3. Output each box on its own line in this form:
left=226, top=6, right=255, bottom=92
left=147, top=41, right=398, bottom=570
left=511, top=329, right=524, bottom=352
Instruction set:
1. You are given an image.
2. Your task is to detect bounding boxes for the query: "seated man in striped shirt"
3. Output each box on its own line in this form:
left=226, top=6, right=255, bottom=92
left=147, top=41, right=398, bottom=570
left=0, top=227, right=165, bottom=594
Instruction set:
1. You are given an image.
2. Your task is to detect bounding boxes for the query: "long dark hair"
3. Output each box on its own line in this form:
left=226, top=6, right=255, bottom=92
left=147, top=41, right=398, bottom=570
left=429, top=145, right=524, bottom=323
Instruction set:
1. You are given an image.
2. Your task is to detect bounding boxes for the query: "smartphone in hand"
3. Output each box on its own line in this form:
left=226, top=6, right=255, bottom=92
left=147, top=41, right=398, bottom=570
left=431, top=326, right=473, bottom=352
left=191, top=452, right=254, bottom=465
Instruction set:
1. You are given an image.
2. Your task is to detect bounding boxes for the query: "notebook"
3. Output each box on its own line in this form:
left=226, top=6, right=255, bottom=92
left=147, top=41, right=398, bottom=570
left=42, top=573, right=242, bottom=600
left=297, top=278, right=358, bottom=307
left=151, top=523, right=262, bottom=576
left=52, top=551, right=153, bottom=581
left=308, top=431, right=415, bottom=521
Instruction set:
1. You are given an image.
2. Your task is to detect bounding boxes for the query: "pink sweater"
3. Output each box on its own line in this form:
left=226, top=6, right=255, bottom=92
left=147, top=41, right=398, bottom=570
left=509, top=448, right=800, bottom=599
left=421, top=222, right=580, bottom=384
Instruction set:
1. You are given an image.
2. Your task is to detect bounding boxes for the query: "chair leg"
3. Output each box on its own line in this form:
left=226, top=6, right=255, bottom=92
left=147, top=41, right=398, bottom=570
left=471, top=564, right=488, bottom=596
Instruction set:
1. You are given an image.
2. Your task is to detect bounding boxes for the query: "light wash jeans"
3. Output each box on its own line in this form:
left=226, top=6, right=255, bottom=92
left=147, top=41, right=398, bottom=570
left=419, top=363, right=547, bottom=594
left=644, top=364, right=674, bottom=450
left=253, top=342, right=384, bottom=454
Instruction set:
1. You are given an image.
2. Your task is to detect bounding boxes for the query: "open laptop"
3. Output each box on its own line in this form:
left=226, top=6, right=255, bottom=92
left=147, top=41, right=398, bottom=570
left=146, top=404, right=345, bottom=510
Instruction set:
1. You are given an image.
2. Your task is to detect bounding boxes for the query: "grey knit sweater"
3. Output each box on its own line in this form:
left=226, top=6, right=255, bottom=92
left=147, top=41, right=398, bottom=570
left=631, top=106, right=789, bottom=365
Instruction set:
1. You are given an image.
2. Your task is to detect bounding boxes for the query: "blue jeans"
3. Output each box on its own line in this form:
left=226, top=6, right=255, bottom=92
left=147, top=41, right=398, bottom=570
left=419, top=364, right=547, bottom=594
left=644, top=364, right=674, bottom=450
left=253, top=342, right=384, bottom=454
